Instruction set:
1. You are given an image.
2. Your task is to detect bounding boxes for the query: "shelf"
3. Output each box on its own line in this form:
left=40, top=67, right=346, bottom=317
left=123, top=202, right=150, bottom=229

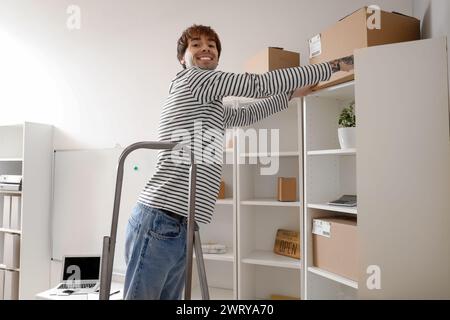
left=307, top=149, right=356, bottom=156
left=310, top=81, right=355, bottom=100
left=307, top=203, right=357, bottom=215
left=0, top=227, right=22, bottom=235
left=216, top=198, right=233, bottom=205
left=308, top=267, right=358, bottom=289
left=194, top=247, right=234, bottom=262
left=240, top=151, right=299, bottom=158
left=241, top=199, right=300, bottom=207
left=242, top=250, right=301, bottom=270
left=191, top=286, right=234, bottom=300
left=0, top=264, right=20, bottom=272
left=0, top=190, right=22, bottom=196
left=0, top=158, right=23, bottom=162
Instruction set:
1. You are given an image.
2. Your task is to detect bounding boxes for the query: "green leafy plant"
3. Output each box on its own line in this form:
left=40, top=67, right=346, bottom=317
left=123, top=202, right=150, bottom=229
left=338, top=101, right=356, bottom=128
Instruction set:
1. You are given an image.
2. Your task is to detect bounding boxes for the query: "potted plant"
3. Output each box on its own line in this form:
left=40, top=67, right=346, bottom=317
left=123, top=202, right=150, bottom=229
left=338, top=101, right=356, bottom=149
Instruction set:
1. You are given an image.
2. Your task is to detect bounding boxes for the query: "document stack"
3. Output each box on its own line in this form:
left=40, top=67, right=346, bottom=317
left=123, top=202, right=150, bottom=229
left=0, top=175, right=22, bottom=300
left=0, top=175, right=22, bottom=192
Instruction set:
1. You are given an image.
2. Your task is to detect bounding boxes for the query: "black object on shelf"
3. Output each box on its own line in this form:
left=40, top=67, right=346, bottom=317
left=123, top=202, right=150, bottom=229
left=327, top=195, right=357, bottom=207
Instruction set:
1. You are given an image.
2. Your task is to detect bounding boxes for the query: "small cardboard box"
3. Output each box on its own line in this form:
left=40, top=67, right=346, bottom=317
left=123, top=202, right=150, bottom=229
left=245, top=47, right=300, bottom=74
left=218, top=181, right=226, bottom=199
left=309, top=7, right=420, bottom=90
left=312, top=217, right=357, bottom=281
left=274, top=229, right=300, bottom=259
left=277, top=177, right=296, bottom=202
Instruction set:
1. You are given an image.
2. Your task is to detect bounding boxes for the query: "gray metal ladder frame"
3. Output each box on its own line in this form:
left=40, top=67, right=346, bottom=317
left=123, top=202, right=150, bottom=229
left=99, top=141, right=209, bottom=300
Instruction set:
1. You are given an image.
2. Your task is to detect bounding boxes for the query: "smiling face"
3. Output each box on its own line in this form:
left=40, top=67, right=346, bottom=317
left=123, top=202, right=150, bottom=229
left=180, top=34, right=219, bottom=70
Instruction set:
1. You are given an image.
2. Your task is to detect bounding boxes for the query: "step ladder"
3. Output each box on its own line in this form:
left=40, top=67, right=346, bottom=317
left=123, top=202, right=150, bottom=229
left=98, top=141, right=209, bottom=300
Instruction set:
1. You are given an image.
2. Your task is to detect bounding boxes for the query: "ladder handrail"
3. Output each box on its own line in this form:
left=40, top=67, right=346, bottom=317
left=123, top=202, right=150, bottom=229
left=99, top=141, right=202, bottom=300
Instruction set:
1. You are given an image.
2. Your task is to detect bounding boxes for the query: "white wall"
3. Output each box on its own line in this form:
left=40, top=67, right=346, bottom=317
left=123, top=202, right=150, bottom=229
left=0, top=0, right=413, bottom=150
left=413, top=0, right=450, bottom=102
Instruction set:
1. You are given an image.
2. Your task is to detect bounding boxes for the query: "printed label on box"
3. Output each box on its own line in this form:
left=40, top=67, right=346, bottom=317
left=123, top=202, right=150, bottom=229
left=312, top=219, right=331, bottom=238
left=309, top=34, right=322, bottom=58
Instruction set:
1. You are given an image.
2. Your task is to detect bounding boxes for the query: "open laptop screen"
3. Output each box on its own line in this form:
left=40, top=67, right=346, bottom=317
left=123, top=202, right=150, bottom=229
left=62, top=256, right=101, bottom=281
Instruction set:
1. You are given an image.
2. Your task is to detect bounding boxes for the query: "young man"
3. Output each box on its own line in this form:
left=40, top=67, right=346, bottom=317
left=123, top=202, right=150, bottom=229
left=124, top=24, right=353, bottom=300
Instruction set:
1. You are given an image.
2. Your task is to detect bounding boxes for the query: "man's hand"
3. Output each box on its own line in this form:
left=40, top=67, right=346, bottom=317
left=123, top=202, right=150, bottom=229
left=290, top=85, right=315, bottom=100
left=329, top=55, right=354, bottom=73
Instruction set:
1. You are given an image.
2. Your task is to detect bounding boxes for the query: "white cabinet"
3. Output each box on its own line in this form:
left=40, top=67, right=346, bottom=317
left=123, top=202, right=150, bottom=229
left=192, top=141, right=237, bottom=300
left=236, top=100, right=303, bottom=300
left=192, top=98, right=304, bottom=300
left=200, top=37, right=450, bottom=300
left=303, top=81, right=358, bottom=300
left=303, top=37, right=450, bottom=299
left=355, top=37, right=450, bottom=299
left=0, top=122, right=53, bottom=299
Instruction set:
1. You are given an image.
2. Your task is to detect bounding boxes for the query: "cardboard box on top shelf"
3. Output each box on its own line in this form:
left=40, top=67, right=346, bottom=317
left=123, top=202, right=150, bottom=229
left=309, top=6, right=420, bottom=90
left=312, top=216, right=357, bottom=281
left=277, top=177, right=297, bottom=202
left=245, top=47, right=300, bottom=74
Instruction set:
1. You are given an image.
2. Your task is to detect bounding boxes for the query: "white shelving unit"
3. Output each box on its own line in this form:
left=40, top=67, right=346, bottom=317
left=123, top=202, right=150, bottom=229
left=241, top=250, right=301, bottom=270
left=240, top=199, right=300, bottom=207
left=306, top=204, right=357, bottom=215
left=241, top=152, right=300, bottom=158
left=307, top=267, right=358, bottom=289
left=307, top=149, right=356, bottom=156
left=236, top=98, right=303, bottom=300
left=0, top=228, right=22, bottom=235
left=196, top=38, right=450, bottom=300
left=0, top=122, right=53, bottom=299
left=191, top=145, right=237, bottom=300
left=303, top=38, right=450, bottom=299
left=304, top=78, right=358, bottom=300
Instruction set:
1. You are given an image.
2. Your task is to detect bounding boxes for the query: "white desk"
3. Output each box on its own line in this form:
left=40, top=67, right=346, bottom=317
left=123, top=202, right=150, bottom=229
left=35, top=282, right=123, bottom=300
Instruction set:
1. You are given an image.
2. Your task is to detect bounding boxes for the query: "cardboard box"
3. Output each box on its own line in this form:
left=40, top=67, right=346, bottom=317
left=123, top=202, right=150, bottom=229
left=312, top=217, right=357, bottom=280
left=309, top=7, right=420, bottom=89
left=245, top=47, right=300, bottom=74
left=218, top=181, right=225, bottom=199
left=274, top=229, right=300, bottom=259
left=277, top=177, right=296, bottom=202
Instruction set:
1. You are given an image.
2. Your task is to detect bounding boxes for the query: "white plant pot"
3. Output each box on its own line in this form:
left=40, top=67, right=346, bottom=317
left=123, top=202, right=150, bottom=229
left=338, top=127, right=356, bottom=149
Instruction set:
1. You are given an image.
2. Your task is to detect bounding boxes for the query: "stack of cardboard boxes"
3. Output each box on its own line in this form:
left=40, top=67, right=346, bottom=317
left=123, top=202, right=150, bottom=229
left=309, top=7, right=420, bottom=89
left=245, top=7, right=420, bottom=90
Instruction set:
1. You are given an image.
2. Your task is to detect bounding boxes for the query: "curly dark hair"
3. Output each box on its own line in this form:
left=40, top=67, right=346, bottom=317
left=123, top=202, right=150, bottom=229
left=177, top=24, right=222, bottom=69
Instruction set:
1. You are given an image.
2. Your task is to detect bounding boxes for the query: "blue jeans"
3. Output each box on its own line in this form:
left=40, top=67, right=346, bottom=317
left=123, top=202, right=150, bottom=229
left=124, top=203, right=188, bottom=300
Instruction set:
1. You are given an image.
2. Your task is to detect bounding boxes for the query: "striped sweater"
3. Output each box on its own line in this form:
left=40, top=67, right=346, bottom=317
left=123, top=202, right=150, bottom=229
left=138, top=62, right=333, bottom=224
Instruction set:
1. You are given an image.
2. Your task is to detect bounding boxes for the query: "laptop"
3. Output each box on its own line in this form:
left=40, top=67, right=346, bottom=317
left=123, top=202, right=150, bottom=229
left=53, top=255, right=101, bottom=295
